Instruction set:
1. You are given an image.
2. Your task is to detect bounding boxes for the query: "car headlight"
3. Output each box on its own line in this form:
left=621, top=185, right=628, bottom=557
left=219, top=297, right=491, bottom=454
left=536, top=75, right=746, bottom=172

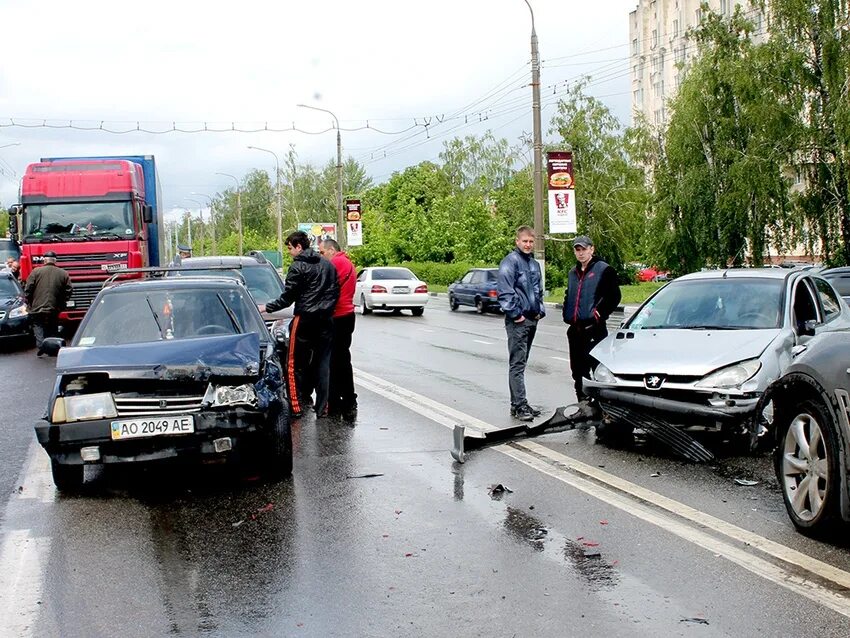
left=592, top=363, right=618, bottom=384
left=8, top=305, right=28, bottom=318
left=203, top=384, right=258, bottom=408
left=53, top=392, right=118, bottom=423
left=694, top=359, right=761, bottom=389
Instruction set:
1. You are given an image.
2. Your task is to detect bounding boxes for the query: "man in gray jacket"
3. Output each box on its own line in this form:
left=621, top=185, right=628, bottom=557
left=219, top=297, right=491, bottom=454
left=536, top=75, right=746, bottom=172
left=25, top=251, right=72, bottom=356
left=497, top=226, right=545, bottom=421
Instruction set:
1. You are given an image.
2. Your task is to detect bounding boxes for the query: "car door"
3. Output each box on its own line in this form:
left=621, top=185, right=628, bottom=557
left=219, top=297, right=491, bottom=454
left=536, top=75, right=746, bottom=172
left=457, top=270, right=474, bottom=305
left=470, top=270, right=488, bottom=301
left=790, top=276, right=823, bottom=343
left=811, top=276, right=850, bottom=332
left=354, top=269, right=368, bottom=306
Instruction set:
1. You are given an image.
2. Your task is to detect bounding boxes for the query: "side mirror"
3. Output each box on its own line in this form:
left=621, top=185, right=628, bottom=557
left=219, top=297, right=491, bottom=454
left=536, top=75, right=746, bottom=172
left=40, top=337, right=66, bottom=357
left=8, top=205, right=20, bottom=239
left=799, top=319, right=817, bottom=337
left=143, top=205, right=153, bottom=224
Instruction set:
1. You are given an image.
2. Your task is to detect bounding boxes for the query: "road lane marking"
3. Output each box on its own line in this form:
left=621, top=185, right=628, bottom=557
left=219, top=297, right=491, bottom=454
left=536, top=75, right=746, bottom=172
left=0, top=530, right=49, bottom=637
left=18, top=442, right=56, bottom=504
left=473, top=339, right=493, bottom=345
left=354, top=369, right=850, bottom=612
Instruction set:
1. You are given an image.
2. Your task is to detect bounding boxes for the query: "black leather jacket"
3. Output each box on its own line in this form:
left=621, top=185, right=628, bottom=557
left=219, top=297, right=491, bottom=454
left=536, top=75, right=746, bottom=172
left=266, top=248, right=339, bottom=319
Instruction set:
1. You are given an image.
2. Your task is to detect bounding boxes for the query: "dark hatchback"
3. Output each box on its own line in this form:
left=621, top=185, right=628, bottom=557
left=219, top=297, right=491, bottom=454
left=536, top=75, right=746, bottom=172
left=34, top=276, right=291, bottom=491
left=819, top=267, right=850, bottom=304
left=448, top=268, right=500, bottom=313
left=0, top=272, right=31, bottom=341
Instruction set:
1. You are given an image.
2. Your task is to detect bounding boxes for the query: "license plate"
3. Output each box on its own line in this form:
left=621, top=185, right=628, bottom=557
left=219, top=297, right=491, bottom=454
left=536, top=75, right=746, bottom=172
left=110, top=415, right=195, bottom=440
left=101, top=263, right=128, bottom=272
left=392, top=286, right=410, bottom=294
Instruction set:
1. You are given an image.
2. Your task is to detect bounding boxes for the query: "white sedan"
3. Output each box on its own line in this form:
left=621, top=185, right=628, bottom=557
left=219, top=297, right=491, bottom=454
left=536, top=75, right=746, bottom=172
left=354, top=267, right=429, bottom=316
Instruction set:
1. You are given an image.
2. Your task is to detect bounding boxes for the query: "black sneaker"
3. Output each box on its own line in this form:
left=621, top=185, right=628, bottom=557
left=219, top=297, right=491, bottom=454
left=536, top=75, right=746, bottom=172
left=513, top=404, right=535, bottom=422
left=527, top=405, right=542, bottom=417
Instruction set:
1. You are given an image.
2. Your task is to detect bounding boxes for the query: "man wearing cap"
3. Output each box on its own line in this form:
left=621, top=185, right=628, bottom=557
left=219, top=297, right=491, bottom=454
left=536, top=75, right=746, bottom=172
left=563, top=235, right=621, bottom=418
left=497, top=225, right=546, bottom=422
left=25, top=251, right=72, bottom=356
left=171, top=244, right=192, bottom=266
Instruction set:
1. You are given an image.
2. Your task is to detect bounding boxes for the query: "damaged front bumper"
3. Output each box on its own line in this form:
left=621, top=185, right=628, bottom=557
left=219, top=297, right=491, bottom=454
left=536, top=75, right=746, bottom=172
left=35, top=408, right=273, bottom=466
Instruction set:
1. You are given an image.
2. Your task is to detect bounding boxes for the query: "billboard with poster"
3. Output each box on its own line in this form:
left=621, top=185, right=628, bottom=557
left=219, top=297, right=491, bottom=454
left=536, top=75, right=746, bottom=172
left=297, top=223, right=337, bottom=249
left=345, top=199, right=363, bottom=247
left=547, top=151, right=576, bottom=233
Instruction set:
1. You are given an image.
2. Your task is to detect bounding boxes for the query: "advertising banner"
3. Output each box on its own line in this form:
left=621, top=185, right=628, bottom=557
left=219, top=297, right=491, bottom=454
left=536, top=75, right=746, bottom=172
left=345, top=199, right=363, bottom=247
left=297, top=223, right=337, bottom=249
left=547, top=151, right=576, bottom=234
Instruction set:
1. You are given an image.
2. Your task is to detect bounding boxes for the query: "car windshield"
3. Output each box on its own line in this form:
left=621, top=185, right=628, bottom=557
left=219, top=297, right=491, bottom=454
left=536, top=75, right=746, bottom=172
left=372, top=268, right=416, bottom=281
left=627, top=278, right=784, bottom=330
left=76, top=287, right=267, bottom=346
left=823, top=275, right=850, bottom=298
left=0, top=278, right=19, bottom=297
left=23, top=202, right=135, bottom=241
left=241, top=266, right=283, bottom=304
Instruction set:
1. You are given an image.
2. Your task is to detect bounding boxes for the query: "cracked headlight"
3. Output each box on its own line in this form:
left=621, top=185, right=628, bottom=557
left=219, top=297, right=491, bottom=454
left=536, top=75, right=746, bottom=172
left=203, top=384, right=258, bottom=407
left=54, top=392, right=118, bottom=423
left=592, top=363, right=617, bottom=384
left=695, top=359, right=761, bottom=389
left=8, top=305, right=28, bottom=318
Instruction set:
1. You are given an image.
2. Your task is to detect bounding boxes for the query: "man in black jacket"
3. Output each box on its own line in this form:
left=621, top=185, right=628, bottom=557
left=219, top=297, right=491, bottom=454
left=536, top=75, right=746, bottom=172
left=25, top=251, right=72, bottom=356
left=260, top=231, right=339, bottom=418
left=562, top=235, right=621, bottom=418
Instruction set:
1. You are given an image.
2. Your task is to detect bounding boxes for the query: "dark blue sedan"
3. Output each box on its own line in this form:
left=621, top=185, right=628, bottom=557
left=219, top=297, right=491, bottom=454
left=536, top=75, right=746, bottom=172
left=448, top=268, right=500, bottom=313
left=0, top=272, right=31, bottom=342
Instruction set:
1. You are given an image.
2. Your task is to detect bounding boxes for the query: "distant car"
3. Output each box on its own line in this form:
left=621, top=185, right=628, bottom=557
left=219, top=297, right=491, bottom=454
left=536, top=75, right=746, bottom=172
left=766, top=331, right=850, bottom=535
left=34, top=276, right=292, bottom=491
left=354, top=267, right=428, bottom=316
left=173, top=254, right=292, bottom=329
left=637, top=266, right=669, bottom=283
left=0, top=272, right=31, bottom=342
left=819, top=267, right=850, bottom=304
left=448, top=268, right=500, bottom=313
left=584, top=268, right=850, bottom=447
left=0, top=238, right=20, bottom=264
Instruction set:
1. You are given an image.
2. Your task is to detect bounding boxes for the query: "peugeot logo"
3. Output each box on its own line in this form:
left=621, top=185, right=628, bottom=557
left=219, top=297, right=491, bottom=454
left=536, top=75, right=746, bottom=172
left=644, top=374, right=665, bottom=390
left=159, top=399, right=168, bottom=409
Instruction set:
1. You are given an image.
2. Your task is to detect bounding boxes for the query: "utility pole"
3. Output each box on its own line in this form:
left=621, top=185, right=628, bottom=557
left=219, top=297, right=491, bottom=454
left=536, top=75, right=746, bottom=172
left=248, top=146, right=282, bottom=259
left=217, top=173, right=243, bottom=254
left=524, top=0, right=546, bottom=287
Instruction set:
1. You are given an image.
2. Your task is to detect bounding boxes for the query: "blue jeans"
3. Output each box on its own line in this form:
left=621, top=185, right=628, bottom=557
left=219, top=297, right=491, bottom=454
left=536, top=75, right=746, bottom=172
left=505, top=316, right=538, bottom=408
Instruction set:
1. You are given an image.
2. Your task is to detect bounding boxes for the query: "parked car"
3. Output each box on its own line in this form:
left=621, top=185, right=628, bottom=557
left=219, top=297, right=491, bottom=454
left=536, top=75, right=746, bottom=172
left=173, top=254, right=292, bottom=329
left=34, top=275, right=291, bottom=491
left=354, top=267, right=428, bottom=316
left=583, top=268, right=850, bottom=448
left=819, top=267, right=850, bottom=304
left=637, top=266, right=669, bottom=282
left=763, top=331, right=850, bottom=534
left=0, top=271, right=31, bottom=342
left=448, top=268, right=500, bottom=313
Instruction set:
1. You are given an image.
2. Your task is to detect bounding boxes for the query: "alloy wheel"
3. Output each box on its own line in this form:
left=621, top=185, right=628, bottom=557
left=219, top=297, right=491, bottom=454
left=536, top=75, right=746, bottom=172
left=781, top=411, right=829, bottom=522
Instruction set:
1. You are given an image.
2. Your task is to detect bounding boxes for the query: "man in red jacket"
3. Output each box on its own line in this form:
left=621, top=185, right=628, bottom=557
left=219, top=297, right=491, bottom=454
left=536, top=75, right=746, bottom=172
left=320, top=239, right=358, bottom=420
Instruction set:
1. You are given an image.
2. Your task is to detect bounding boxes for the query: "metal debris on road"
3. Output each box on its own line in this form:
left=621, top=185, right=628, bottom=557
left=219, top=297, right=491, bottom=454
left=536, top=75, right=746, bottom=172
left=680, top=617, right=709, bottom=625
left=346, top=473, right=385, bottom=479
left=488, top=484, right=513, bottom=495
left=734, top=478, right=760, bottom=486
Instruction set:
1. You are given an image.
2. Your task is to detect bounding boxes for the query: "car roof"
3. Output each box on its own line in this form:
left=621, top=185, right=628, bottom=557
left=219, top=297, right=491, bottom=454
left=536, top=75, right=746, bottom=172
left=820, top=267, right=850, bottom=276
left=181, top=256, right=267, bottom=267
left=674, top=268, right=798, bottom=282
left=104, top=276, right=246, bottom=293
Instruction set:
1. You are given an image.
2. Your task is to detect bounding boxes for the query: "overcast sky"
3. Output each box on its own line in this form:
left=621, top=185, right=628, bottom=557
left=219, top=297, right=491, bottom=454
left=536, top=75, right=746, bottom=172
left=0, top=0, right=637, bottom=222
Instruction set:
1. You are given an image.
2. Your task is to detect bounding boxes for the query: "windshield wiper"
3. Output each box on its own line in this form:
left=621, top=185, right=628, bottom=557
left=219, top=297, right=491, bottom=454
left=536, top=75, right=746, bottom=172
left=216, top=294, right=242, bottom=333
left=145, top=297, right=165, bottom=339
left=88, top=233, right=123, bottom=241
left=679, top=325, right=738, bottom=330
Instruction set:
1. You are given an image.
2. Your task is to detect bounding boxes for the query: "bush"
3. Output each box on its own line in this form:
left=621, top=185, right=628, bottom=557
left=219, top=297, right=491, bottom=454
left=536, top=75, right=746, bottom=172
left=388, top=261, right=492, bottom=286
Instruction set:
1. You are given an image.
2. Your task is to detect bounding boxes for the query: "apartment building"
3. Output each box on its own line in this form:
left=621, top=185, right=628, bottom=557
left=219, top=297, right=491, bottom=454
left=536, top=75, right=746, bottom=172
left=629, top=0, right=767, bottom=127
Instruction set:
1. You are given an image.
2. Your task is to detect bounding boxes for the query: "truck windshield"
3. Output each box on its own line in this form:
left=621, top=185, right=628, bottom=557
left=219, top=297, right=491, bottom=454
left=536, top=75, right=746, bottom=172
left=23, top=202, right=135, bottom=241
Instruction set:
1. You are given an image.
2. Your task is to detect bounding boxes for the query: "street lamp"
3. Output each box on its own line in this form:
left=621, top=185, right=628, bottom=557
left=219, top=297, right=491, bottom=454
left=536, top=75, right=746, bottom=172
left=297, top=104, right=345, bottom=249
left=185, top=198, right=206, bottom=256
left=191, top=192, right=216, bottom=254
left=247, top=145, right=282, bottom=260
left=216, top=172, right=243, bottom=255
left=523, top=0, right=546, bottom=286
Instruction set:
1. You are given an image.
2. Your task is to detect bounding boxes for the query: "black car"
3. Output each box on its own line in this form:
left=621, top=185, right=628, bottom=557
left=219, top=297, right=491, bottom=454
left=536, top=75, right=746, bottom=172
left=448, top=268, right=500, bottom=313
left=175, top=254, right=291, bottom=329
left=34, top=276, right=291, bottom=491
left=819, top=267, right=850, bottom=304
left=0, top=271, right=31, bottom=341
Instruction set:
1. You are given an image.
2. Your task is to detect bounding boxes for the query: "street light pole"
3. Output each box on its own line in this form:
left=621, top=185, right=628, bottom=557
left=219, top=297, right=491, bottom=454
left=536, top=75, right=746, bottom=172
left=185, top=198, right=206, bottom=256
left=524, top=0, right=546, bottom=287
left=216, top=172, right=243, bottom=255
left=191, top=193, right=217, bottom=254
left=247, top=146, right=282, bottom=260
left=297, top=104, right=345, bottom=250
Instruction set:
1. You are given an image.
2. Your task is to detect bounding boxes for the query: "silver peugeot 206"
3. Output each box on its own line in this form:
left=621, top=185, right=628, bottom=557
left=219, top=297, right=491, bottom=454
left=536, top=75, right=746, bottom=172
left=583, top=268, right=850, bottom=450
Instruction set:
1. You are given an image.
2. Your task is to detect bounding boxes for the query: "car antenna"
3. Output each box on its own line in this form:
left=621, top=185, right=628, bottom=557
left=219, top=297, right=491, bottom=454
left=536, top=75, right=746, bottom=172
left=722, top=269, right=729, bottom=278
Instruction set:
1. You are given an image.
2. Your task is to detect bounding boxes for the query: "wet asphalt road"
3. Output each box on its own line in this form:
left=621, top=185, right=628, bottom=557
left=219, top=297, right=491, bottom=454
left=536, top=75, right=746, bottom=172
left=2, top=298, right=850, bottom=636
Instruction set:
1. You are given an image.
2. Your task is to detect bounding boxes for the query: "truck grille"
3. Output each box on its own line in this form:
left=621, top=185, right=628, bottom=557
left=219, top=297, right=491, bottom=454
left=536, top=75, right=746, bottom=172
left=113, top=394, right=205, bottom=417
left=69, top=281, right=104, bottom=311
left=55, top=253, right=129, bottom=279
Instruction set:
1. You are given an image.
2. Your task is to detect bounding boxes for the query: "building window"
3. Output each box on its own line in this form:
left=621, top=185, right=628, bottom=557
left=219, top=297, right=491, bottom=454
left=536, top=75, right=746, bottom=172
left=794, top=166, right=804, bottom=185
left=633, top=88, right=644, bottom=104
left=695, top=8, right=702, bottom=25
left=720, top=0, right=729, bottom=15
left=654, top=109, right=666, bottom=126
left=652, top=29, right=659, bottom=48
left=673, top=19, right=679, bottom=37
left=632, top=38, right=638, bottom=55
left=654, top=80, right=665, bottom=98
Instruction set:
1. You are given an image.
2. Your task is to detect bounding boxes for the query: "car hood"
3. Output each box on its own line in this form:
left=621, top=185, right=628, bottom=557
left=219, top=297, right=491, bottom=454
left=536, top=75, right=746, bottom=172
left=1, top=295, right=24, bottom=309
left=58, top=333, right=262, bottom=380
left=593, top=329, right=781, bottom=376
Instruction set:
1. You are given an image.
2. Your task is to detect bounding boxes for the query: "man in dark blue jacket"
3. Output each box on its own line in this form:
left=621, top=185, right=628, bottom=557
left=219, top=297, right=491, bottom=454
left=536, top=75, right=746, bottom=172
left=563, top=235, right=621, bottom=418
left=497, top=225, right=545, bottom=421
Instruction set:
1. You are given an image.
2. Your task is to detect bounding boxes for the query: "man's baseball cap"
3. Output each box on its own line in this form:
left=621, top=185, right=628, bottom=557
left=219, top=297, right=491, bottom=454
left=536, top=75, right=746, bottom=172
left=573, top=235, right=593, bottom=248
left=43, top=251, right=57, bottom=258
left=177, top=244, right=191, bottom=252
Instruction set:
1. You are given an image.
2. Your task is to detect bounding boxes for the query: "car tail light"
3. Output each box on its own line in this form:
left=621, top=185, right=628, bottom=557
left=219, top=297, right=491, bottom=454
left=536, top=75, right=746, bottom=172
left=488, top=290, right=498, bottom=298
left=415, top=285, right=428, bottom=293
left=371, top=285, right=387, bottom=293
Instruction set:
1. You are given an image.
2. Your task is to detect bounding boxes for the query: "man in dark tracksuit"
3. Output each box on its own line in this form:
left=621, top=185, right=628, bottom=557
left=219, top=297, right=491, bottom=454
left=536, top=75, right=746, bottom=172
left=260, top=231, right=339, bottom=418
left=25, top=250, right=72, bottom=356
left=497, top=225, right=546, bottom=422
left=562, top=235, right=621, bottom=418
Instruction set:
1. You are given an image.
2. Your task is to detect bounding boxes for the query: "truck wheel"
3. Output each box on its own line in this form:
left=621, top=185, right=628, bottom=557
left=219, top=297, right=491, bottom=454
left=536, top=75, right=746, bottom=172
left=51, top=459, right=84, bottom=492
left=263, top=409, right=293, bottom=480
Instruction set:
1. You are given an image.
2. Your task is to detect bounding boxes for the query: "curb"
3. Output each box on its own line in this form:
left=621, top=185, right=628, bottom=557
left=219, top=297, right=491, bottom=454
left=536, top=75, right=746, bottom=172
left=428, top=292, right=626, bottom=314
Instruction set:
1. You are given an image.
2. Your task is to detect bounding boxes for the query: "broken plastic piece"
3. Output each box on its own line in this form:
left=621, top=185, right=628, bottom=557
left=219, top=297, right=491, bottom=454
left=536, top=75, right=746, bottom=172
left=734, top=478, right=760, bottom=486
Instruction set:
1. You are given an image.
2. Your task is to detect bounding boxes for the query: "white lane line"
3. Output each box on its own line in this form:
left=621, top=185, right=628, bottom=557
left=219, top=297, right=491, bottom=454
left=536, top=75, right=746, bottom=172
left=549, top=356, right=570, bottom=362
left=420, top=328, right=435, bottom=333
left=354, top=369, right=850, bottom=612
left=473, top=339, right=493, bottom=345
left=18, top=443, right=56, bottom=504
left=499, top=444, right=850, bottom=619
left=0, top=530, right=49, bottom=637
